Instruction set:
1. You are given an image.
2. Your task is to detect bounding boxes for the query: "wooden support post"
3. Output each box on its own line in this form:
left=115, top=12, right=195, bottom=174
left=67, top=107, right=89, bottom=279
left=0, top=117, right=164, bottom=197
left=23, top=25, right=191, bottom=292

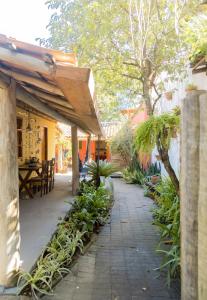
left=87, top=134, right=91, bottom=162
left=72, top=126, right=79, bottom=195
left=198, top=92, right=207, bottom=299
left=0, top=79, right=20, bottom=287
left=180, top=91, right=205, bottom=300
left=57, top=144, right=63, bottom=173
left=95, top=135, right=101, bottom=187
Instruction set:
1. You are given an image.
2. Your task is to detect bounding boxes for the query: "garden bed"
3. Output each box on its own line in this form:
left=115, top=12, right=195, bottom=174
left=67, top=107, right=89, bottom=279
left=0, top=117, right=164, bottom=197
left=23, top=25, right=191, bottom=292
left=17, top=180, right=114, bottom=299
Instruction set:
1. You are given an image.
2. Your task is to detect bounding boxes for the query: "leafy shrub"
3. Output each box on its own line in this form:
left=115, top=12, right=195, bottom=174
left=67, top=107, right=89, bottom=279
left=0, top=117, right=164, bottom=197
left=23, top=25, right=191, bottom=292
left=123, top=158, right=161, bottom=186
left=110, top=122, right=134, bottom=165
left=18, top=184, right=112, bottom=298
left=152, top=178, right=180, bottom=285
left=122, top=168, right=145, bottom=185
left=189, top=42, right=207, bottom=65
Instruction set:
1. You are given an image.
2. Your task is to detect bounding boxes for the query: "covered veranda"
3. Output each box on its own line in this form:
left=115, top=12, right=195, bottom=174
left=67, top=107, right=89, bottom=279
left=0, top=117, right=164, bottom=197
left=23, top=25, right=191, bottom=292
left=0, top=34, right=102, bottom=288
left=20, top=173, right=72, bottom=272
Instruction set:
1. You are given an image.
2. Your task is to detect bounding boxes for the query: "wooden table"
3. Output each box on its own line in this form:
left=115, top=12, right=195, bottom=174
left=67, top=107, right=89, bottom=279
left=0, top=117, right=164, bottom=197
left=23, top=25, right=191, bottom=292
left=19, top=164, right=41, bottom=198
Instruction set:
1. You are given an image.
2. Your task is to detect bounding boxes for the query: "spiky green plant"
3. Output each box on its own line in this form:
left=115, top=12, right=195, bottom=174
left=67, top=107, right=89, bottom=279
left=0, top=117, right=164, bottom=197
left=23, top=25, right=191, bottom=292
left=152, top=178, right=180, bottom=285
left=122, top=168, right=145, bottom=185
left=86, top=160, right=118, bottom=187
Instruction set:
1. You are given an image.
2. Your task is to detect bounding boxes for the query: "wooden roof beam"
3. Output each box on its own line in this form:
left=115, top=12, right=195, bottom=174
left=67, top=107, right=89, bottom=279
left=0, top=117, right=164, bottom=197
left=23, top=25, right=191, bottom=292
left=16, top=86, right=76, bottom=127
left=39, top=101, right=79, bottom=118
left=0, top=67, right=64, bottom=96
left=0, top=34, right=77, bottom=65
left=23, top=86, right=73, bottom=109
left=0, top=45, right=53, bottom=76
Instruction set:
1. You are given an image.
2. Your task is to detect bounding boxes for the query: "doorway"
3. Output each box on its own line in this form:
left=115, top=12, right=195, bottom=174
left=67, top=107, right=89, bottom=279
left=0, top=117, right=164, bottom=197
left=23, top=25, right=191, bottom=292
left=41, top=127, right=48, bottom=161
left=95, top=140, right=107, bottom=161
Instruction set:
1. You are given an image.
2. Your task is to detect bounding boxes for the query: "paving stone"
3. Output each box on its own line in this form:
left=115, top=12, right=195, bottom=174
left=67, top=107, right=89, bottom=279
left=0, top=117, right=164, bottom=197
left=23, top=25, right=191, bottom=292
left=44, top=179, right=180, bottom=300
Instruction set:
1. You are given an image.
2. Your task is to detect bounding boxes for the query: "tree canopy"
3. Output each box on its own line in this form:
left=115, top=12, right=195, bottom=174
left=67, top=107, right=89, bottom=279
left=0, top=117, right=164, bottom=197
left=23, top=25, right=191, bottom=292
left=40, top=0, right=198, bottom=120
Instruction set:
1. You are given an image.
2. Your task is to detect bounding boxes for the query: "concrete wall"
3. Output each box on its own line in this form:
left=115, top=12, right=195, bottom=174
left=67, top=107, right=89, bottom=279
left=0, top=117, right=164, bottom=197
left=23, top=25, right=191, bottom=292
left=153, top=68, right=207, bottom=177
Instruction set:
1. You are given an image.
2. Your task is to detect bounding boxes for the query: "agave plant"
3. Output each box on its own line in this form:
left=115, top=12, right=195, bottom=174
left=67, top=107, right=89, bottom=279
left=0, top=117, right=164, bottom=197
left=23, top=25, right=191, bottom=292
left=86, top=160, right=118, bottom=180
left=17, top=264, right=53, bottom=299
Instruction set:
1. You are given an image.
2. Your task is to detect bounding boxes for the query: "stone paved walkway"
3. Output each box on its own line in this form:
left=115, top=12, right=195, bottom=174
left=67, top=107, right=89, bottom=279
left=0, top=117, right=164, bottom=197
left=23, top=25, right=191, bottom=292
left=45, top=179, right=180, bottom=300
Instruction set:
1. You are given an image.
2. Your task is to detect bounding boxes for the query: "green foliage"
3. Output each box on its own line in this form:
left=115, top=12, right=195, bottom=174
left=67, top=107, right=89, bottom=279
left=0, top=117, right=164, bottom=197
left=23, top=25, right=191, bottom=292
left=122, top=168, right=145, bottom=185
left=18, top=184, right=112, bottom=298
left=39, top=0, right=197, bottom=119
left=135, top=113, right=180, bottom=154
left=145, top=162, right=161, bottom=177
left=123, top=154, right=161, bottom=185
left=190, top=42, right=207, bottom=64
left=86, top=160, right=118, bottom=180
left=152, top=178, right=180, bottom=284
left=110, top=122, right=134, bottom=165
left=185, top=11, right=207, bottom=65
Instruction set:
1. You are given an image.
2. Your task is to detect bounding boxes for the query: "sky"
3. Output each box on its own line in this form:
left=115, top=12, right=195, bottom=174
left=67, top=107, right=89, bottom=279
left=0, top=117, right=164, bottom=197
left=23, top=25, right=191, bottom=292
left=0, top=0, right=52, bottom=45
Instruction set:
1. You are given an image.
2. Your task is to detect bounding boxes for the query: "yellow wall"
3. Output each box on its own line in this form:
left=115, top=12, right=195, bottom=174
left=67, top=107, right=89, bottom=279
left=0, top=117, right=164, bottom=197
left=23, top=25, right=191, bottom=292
left=16, top=107, right=57, bottom=165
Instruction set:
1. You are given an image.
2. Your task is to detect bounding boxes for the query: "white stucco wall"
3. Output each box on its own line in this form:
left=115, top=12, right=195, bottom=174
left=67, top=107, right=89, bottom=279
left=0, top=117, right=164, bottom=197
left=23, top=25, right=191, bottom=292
left=154, top=67, right=207, bottom=178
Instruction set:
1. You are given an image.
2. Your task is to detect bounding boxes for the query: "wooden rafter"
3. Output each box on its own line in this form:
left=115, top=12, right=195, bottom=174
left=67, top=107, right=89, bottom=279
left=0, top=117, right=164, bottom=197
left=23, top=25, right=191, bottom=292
left=23, top=86, right=73, bottom=109
left=0, top=66, right=64, bottom=96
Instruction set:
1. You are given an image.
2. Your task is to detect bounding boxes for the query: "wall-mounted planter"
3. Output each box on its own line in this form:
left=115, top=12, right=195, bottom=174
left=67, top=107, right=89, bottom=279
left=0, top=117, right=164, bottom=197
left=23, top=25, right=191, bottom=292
left=185, top=84, right=198, bottom=93
left=155, top=154, right=161, bottom=161
left=151, top=175, right=160, bottom=185
left=164, top=91, right=173, bottom=101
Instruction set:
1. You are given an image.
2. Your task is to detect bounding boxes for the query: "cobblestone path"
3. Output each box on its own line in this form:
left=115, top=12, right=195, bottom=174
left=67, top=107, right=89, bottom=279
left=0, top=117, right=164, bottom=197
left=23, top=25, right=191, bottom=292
left=45, top=179, right=180, bottom=300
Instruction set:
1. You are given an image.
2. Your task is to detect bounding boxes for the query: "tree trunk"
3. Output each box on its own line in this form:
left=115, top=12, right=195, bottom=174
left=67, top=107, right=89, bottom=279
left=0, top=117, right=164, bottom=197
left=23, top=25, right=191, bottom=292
left=156, top=140, right=179, bottom=195
left=161, top=150, right=180, bottom=195
left=143, top=59, right=153, bottom=116
left=143, top=92, right=153, bottom=116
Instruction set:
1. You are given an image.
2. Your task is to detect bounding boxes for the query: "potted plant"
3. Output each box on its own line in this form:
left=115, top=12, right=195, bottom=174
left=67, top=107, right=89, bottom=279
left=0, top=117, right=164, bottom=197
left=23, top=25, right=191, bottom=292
left=155, top=154, right=161, bottom=161
left=151, top=174, right=160, bottom=185
left=164, top=91, right=173, bottom=101
left=185, top=83, right=198, bottom=93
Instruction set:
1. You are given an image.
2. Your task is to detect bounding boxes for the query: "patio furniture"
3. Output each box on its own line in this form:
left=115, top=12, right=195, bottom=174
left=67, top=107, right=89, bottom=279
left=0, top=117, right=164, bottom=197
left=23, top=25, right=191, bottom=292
left=28, top=160, right=49, bottom=197
left=48, top=158, right=55, bottom=192
left=19, top=164, right=41, bottom=198
left=80, top=163, right=88, bottom=179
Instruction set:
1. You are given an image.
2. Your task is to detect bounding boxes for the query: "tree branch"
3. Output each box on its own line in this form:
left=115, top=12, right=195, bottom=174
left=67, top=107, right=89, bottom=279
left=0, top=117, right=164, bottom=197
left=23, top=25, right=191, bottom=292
left=152, top=94, right=161, bottom=114
left=152, top=83, right=162, bottom=113
left=121, top=73, right=143, bottom=82
left=123, top=61, right=140, bottom=68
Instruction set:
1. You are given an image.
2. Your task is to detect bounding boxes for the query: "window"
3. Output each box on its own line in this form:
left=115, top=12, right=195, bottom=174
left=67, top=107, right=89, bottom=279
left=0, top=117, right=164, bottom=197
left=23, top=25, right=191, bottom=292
left=17, top=118, right=23, bottom=158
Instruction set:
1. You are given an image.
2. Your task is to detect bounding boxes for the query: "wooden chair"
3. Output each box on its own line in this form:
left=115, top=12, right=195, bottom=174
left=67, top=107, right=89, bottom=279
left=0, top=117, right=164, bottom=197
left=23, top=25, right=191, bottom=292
left=28, top=160, right=49, bottom=197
